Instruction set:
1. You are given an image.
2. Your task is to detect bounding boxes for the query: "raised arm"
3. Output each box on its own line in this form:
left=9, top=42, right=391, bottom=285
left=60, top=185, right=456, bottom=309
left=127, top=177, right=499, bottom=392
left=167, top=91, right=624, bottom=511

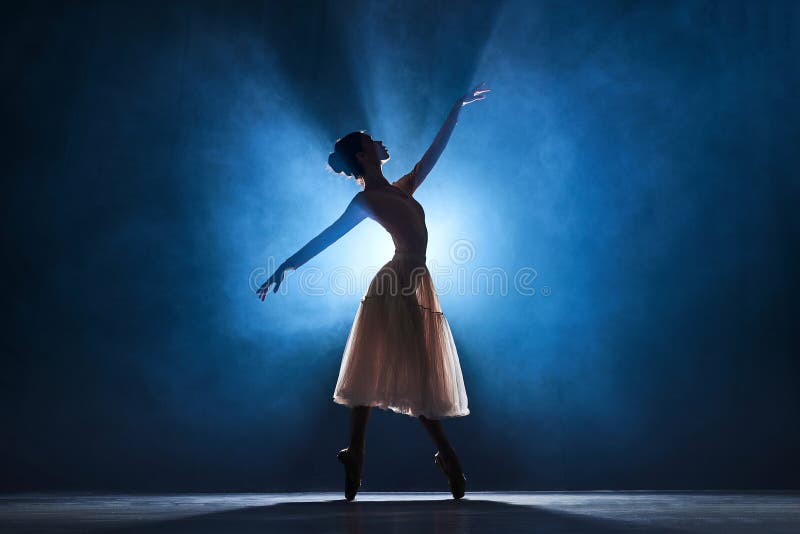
left=257, top=193, right=369, bottom=300
left=394, top=81, right=490, bottom=196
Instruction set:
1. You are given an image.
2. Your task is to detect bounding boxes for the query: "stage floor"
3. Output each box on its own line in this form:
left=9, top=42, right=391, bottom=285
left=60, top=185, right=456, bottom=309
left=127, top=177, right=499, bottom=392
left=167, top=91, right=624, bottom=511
left=1, top=492, right=798, bottom=533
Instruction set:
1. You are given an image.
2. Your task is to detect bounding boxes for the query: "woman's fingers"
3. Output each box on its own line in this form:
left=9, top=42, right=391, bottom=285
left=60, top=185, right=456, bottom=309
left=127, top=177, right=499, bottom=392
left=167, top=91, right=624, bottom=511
left=472, top=81, right=490, bottom=95
left=257, top=272, right=283, bottom=300
left=274, top=270, right=287, bottom=292
left=462, top=82, right=490, bottom=105
left=463, top=94, right=487, bottom=106
left=257, top=280, right=271, bottom=301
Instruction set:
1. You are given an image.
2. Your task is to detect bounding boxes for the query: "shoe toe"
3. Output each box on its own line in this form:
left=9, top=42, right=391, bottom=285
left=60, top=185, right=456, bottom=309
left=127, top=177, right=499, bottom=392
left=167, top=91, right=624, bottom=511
left=338, top=448, right=362, bottom=501
left=434, top=451, right=466, bottom=499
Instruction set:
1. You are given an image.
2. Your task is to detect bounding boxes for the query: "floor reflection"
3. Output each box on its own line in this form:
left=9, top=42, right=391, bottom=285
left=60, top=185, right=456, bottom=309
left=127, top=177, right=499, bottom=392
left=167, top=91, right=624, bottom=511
left=96, top=498, right=683, bottom=534
left=3, top=492, right=799, bottom=534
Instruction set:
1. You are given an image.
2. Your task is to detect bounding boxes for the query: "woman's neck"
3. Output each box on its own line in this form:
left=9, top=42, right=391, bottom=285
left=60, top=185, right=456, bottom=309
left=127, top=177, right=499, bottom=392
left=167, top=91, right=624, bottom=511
left=361, top=168, right=391, bottom=191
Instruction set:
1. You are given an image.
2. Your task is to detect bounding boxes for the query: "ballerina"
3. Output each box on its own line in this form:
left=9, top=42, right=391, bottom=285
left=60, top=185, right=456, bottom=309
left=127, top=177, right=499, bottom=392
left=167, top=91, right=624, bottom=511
left=258, top=82, right=490, bottom=501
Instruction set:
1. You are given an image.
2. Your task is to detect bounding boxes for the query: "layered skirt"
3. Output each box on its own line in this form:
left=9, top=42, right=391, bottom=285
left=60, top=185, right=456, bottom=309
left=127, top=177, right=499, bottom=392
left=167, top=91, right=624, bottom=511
left=333, top=251, right=469, bottom=419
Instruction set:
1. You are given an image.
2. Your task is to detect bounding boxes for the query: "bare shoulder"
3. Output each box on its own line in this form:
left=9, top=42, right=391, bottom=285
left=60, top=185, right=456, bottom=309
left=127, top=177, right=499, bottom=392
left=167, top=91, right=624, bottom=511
left=357, top=188, right=383, bottom=201
left=352, top=190, right=370, bottom=204
left=348, top=190, right=373, bottom=217
left=392, top=163, right=420, bottom=196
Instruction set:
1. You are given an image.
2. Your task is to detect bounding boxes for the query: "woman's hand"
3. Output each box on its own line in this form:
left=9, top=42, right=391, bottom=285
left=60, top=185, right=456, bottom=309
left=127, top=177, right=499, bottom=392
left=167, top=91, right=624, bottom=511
left=459, top=81, right=490, bottom=107
left=257, top=262, right=291, bottom=301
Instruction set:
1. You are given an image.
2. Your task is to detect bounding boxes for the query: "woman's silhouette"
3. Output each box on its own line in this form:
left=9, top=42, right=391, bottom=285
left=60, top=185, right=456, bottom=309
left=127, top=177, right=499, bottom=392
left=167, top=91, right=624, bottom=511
left=257, top=82, right=490, bottom=501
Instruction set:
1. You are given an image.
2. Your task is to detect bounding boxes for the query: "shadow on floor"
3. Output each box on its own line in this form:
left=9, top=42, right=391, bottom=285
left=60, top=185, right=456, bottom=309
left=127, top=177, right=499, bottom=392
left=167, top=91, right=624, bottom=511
left=97, top=498, right=685, bottom=534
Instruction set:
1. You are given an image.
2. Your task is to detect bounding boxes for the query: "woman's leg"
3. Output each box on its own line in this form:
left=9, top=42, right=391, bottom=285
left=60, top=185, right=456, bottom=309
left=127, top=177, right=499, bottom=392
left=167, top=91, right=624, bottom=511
left=418, top=415, right=456, bottom=457
left=419, top=414, right=466, bottom=498
left=338, top=405, right=371, bottom=501
left=349, top=405, right=371, bottom=454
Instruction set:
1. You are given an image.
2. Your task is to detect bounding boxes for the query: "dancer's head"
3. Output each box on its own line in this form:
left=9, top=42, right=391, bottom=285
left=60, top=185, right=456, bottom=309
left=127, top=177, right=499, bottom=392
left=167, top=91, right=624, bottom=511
left=328, top=131, right=390, bottom=186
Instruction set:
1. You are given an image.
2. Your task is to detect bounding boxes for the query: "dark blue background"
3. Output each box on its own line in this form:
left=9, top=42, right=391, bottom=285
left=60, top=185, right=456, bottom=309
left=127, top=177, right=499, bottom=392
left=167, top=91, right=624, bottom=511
left=2, top=0, right=798, bottom=491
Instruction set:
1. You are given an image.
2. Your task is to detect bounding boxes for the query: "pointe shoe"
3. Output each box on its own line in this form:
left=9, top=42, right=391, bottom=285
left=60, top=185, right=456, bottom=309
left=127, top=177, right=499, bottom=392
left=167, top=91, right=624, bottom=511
left=337, top=447, right=363, bottom=501
left=434, top=449, right=466, bottom=499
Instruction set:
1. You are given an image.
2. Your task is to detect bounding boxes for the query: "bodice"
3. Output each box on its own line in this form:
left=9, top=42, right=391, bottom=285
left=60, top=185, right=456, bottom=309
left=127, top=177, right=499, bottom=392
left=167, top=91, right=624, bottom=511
left=362, top=184, right=428, bottom=255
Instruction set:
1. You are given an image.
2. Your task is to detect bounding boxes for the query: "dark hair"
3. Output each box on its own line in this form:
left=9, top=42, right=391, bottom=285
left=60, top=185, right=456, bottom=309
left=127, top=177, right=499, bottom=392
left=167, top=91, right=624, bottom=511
left=328, top=131, right=369, bottom=183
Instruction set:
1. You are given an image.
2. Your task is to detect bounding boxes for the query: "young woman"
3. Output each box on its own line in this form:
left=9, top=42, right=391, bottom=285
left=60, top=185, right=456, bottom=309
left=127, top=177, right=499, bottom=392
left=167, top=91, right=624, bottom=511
left=258, top=82, right=490, bottom=500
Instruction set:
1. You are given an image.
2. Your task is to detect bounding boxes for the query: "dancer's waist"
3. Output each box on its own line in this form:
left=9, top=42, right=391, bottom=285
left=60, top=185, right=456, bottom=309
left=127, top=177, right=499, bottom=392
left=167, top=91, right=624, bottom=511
left=393, top=250, right=426, bottom=261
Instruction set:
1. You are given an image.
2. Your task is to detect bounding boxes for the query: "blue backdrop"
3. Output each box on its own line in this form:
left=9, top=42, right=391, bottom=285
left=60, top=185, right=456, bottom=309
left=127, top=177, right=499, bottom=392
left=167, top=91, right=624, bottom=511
left=1, top=0, right=798, bottom=491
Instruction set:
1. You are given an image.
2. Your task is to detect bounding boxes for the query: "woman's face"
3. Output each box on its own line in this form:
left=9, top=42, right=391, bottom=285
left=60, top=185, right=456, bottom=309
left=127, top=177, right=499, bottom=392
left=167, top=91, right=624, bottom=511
left=361, top=135, right=390, bottom=165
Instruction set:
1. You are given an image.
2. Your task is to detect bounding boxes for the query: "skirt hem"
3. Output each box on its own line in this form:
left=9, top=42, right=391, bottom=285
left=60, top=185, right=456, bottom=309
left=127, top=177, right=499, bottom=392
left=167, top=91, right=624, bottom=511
left=333, top=395, right=470, bottom=420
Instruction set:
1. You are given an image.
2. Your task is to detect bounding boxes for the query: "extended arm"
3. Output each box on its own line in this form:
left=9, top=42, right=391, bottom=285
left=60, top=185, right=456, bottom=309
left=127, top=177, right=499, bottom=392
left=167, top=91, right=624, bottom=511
left=413, top=99, right=462, bottom=192
left=396, top=81, right=490, bottom=196
left=285, top=194, right=368, bottom=269
left=257, top=194, right=368, bottom=300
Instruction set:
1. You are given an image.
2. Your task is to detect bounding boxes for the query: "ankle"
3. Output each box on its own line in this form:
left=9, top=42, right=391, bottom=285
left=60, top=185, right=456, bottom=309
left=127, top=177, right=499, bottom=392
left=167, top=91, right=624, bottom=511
left=347, top=445, right=365, bottom=456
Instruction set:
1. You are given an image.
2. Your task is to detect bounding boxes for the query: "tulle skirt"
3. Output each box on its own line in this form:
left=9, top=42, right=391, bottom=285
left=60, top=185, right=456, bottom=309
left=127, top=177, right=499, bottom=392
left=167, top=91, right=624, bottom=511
left=333, top=251, right=469, bottom=419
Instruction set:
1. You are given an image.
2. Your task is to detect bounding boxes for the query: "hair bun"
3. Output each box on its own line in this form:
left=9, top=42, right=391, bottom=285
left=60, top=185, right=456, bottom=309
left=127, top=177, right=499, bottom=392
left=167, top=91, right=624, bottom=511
left=328, top=131, right=368, bottom=179
left=328, top=151, right=347, bottom=175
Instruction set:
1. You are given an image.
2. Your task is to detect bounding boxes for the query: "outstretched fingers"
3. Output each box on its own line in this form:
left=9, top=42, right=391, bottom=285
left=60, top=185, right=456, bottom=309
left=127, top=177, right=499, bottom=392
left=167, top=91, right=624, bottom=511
left=257, top=271, right=286, bottom=300
left=472, top=80, right=491, bottom=96
left=257, top=278, right=273, bottom=301
left=461, top=81, right=491, bottom=106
